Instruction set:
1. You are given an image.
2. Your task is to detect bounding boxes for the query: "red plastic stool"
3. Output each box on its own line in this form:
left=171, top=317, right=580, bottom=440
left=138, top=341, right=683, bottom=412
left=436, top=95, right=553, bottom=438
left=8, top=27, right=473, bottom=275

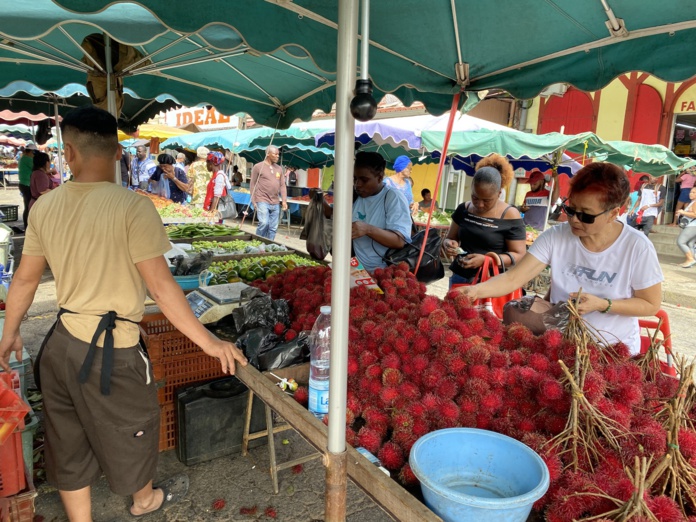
left=638, top=309, right=676, bottom=377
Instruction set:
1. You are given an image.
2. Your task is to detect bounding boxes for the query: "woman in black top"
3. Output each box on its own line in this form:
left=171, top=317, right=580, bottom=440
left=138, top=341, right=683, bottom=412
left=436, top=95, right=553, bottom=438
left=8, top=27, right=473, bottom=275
left=444, top=165, right=527, bottom=285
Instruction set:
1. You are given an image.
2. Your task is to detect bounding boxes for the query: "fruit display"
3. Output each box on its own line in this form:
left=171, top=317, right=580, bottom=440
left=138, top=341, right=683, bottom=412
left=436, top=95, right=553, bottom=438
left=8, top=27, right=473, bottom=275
left=413, top=209, right=451, bottom=226
left=167, top=224, right=243, bottom=239
left=207, top=254, right=321, bottom=285
left=191, top=239, right=290, bottom=255
left=253, top=263, right=694, bottom=521
left=526, top=225, right=539, bottom=244
left=136, top=190, right=216, bottom=221
left=289, top=194, right=334, bottom=204
left=231, top=187, right=250, bottom=194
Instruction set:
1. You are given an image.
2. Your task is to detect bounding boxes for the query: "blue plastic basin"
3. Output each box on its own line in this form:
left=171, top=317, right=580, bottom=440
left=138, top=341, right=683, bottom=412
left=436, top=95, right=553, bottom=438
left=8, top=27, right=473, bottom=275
left=409, top=428, right=549, bottom=522
left=173, top=272, right=213, bottom=291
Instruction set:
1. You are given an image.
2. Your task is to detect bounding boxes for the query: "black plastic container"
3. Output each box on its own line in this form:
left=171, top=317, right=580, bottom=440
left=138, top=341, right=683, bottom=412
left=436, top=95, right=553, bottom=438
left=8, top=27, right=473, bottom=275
left=175, top=376, right=266, bottom=466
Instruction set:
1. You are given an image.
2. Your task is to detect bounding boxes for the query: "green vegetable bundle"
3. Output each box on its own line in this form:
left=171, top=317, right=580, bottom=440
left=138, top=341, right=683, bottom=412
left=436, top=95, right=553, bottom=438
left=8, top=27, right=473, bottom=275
left=167, top=224, right=243, bottom=239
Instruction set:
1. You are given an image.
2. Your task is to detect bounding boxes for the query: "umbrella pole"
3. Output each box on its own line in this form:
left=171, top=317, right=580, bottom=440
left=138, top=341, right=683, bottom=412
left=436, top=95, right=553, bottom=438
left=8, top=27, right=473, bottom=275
left=325, top=0, right=358, bottom=520
left=105, top=35, right=121, bottom=185
left=53, top=99, right=65, bottom=185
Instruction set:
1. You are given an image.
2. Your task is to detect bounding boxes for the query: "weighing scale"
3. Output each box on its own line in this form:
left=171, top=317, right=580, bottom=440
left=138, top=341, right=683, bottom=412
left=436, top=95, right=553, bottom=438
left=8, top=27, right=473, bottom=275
left=186, top=282, right=254, bottom=324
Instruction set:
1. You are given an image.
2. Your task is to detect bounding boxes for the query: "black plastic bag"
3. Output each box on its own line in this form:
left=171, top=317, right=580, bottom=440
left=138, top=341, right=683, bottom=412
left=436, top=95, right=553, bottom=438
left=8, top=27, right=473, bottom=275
left=171, top=251, right=214, bottom=276
left=258, top=331, right=310, bottom=371
left=383, top=228, right=444, bottom=283
left=237, top=328, right=309, bottom=371
left=236, top=327, right=278, bottom=368
left=300, top=190, right=332, bottom=260
left=232, top=295, right=291, bottom=335
left=502, top=295, right=571, bottom=335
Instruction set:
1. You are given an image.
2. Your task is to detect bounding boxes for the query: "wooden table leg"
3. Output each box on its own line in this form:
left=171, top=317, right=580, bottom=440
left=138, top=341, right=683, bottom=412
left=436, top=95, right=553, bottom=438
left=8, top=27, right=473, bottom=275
left=241, top=390, right=255, bottom=457
left=265, top=404, right=280, bottom=494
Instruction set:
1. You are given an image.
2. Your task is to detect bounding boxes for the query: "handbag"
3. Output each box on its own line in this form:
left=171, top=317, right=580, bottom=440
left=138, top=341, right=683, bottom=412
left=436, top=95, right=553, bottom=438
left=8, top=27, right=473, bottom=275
left=679, top=215, right=693, bottom=229
left=217, top=194, right=237, bottom=219
left=382, top=228, right=445, bottom=283
left=453, top=253, right=523, bottom=319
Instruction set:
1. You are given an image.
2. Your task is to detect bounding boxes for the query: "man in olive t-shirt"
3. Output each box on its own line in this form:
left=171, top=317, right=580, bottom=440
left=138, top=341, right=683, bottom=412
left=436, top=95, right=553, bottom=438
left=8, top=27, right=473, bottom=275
left=18, top=143, right=37, bottom=228
left=0, top=106, right=246, bottom=520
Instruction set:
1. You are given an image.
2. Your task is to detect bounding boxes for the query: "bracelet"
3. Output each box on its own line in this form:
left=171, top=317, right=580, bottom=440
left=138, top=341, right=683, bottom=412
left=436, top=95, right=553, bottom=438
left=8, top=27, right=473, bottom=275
left=505, top=252, right=516, bottom=267
left=600, top=298, right=612, bottom=314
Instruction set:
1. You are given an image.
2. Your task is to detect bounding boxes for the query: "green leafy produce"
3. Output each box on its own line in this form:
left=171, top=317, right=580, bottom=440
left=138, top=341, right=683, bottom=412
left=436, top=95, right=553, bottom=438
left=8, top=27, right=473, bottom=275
left=192, top=239, right=263, bottom=253
left=207, top=255, right=321, bottom=285
left=166, top=224, right=243, bottom=239
left=413, top=210, right=452, bottom=226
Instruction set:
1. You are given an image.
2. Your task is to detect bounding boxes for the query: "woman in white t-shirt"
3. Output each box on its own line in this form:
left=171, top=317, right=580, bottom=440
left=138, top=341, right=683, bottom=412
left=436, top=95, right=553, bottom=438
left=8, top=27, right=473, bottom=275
left=456, top=162, right=663, bottom=355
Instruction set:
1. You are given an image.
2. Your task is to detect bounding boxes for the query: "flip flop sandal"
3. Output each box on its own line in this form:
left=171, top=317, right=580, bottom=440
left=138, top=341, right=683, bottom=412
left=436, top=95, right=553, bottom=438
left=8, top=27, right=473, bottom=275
left=130, top=474, right=190, bottom=518
left=680, top=261, right=696, bottom=268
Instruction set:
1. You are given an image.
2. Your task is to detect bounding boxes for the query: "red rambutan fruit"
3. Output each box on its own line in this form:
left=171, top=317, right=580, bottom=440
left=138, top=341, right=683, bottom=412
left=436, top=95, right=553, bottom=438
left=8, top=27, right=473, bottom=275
left=544, top=414, right=568, bottom=435
left=379, top=386, right=400, bottom=407
left=293, top=386, right=309, bottom=405
left=506, top=323, right=534, bottom=346
left=458, top=396, right=478, bottom=414
left=646, top=495, right=684, bottom=522
left=489, top=367, right=507, bottom=388
left=464, top=344, right=491, bottom=365
left=461, top=377, right=491, bottom=397
left=412, top=335, right=431, bottom=354
left=398, top=381, right=421, bottom=402
left=357, top=427, right=382, bottom=454
left=480, top=393, right=503, bottom=414
left=366, top=378, right=383, bottom=397
left=539, top=378, right=565, bottom=402
left=419, top=296, right=441, bottom=317
left=359, top=350, right=378, bottom=369
left=428, top=327, right=447, bottom=345
left=273, top=322, right=286, bottom=336
left=613, top=382, right=644, bottom=407
left=378, top=442, right=405, bottom=471
left=656, top=374, right=679, bottom=400
left=583, top=371, right=607, bottom=403
left=398, top=463, right=419, bottom=486
left=475, top=413, right=491, bottom=430
left=365, top=364, right=382, bottom=380
left=362, top=406, right=390, bottom=426
left=407, top=402, right=428, bottom=419
left=381, top=352, right=402, bottom=370
left=489, top=351, right=510, bottom=369
left=437, top=377, right=460, bottom=400
left=441, top=330, right=463, bottom=348
left=528, top=353, right=550, bottom=373
left=428, top=308, right=449, bottom=328
left=446, top=354, right=467, bottom=375
left=382, top=368, right=404, bottom=387
left=509, top=350, right=528, bottom=365
left=411, top=354, right=430, bottom=373
left=393, top=338, right=410, bottom=355
left=468, top=363, right=489, bottom=381
left=347, top=356, right=360, bottom=377
left=679, top=428, right=696, bottom=461
left=421, top=393, right=439, bottom=412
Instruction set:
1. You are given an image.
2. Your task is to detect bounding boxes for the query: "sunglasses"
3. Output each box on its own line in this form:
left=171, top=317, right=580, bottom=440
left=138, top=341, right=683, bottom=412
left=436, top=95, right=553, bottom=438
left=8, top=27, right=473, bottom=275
left=561, top=203, right=613, bottom=224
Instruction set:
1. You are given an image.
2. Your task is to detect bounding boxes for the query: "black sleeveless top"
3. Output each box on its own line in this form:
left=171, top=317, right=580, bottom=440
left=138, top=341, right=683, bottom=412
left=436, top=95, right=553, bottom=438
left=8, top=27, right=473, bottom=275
left=450, top=202, right=526, bottom=279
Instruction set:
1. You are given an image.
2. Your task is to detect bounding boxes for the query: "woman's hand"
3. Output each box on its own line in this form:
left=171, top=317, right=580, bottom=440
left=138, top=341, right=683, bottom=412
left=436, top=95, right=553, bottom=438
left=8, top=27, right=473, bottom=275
left=351, top=221, right=372, bottom=239
left=454, top=284, right=478, bottom=301
left=457, top=253, right=485, bottom=270
left=569, top=292, right=609, bottom=315
left=443, top=239, right=460, bottom=257
left=677, top=209, right=685, bottom=216
left=410, top=201, right=419, bottom=214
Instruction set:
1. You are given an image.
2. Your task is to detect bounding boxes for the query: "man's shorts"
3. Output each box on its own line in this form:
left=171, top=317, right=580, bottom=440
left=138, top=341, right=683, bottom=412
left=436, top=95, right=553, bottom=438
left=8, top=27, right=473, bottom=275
left=40, top=322, right=159, bottom=495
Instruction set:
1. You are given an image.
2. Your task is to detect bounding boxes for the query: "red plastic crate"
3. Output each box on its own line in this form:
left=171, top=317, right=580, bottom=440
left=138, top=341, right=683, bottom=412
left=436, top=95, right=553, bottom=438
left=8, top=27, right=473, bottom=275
left=140, top=313, right=202, bottom=361
left=159, top=403, right=176, bottom=452
left=153, top=355, right=225, bottom=405
left=0, top=430, right=25, bottom=497
left=0, top=372, right=29, bottom=445
left=0, top=469, right=36, bottom=521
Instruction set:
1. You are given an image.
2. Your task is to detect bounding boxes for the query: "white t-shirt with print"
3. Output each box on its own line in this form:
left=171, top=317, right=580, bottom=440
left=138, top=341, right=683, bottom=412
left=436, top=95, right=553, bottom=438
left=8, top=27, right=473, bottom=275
left=529, top=222, right=663, bottom=355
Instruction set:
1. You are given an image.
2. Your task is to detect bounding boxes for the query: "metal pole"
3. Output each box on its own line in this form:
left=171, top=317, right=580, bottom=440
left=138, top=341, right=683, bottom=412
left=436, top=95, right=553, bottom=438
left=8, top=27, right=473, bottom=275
left=359, top=0, right=369, bottom=80
left=53, top=100, right=65, bottom=185
left=105, top=35, right=121, bottom=185
left=325, top=0, right=358, bottom=520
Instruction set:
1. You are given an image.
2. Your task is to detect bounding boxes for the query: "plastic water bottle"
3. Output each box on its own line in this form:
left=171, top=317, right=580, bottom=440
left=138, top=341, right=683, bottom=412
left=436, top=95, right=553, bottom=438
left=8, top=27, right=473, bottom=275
left=308, top=306, right=331, bottom=419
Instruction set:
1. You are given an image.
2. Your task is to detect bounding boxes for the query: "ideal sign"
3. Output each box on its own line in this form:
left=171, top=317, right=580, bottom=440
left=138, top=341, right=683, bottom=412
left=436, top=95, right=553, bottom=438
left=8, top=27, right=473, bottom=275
left=164, top=107, right=239, bottom=130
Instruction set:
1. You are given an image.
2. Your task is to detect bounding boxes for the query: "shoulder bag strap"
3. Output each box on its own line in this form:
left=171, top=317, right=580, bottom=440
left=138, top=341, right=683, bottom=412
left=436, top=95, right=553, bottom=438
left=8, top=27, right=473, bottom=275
left=500, top=205, right=514, bottom=219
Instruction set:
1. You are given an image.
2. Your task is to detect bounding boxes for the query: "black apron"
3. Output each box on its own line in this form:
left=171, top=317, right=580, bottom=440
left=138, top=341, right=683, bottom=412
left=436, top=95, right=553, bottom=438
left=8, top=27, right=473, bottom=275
left=34, top=309, right=139, bottom=396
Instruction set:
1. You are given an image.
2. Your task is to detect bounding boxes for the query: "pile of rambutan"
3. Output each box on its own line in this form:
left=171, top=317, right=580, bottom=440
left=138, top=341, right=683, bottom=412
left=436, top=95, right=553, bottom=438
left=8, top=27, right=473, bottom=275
left=256, top=264, right=696, bottom=521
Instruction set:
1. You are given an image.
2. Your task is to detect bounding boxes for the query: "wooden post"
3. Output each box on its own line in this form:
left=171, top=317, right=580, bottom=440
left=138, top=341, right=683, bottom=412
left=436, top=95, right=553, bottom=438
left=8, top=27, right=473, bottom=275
left=325, top=451, right=348, bottom=521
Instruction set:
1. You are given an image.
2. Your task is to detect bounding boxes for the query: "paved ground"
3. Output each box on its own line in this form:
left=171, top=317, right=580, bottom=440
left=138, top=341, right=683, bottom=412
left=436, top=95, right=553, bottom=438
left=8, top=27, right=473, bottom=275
left=2, top=186, right=695, bottom=521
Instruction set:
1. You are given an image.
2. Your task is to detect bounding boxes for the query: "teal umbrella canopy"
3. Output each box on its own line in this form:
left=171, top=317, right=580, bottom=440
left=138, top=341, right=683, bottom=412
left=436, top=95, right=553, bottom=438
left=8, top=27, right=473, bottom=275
left=422, top=129, right=693, bottom=176
left=0, top=0, right=347, bottom=128
left=161, top=125, right=335, bottom=169
left=0, top=81, right=180, bottom=132
left=57, top=1, right=696, bottom=100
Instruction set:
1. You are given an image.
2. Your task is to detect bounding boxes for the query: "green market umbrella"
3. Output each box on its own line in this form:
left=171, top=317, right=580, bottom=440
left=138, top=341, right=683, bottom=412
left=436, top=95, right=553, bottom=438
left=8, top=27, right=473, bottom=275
left=0, top=81, right=180, bottom=133
left=422, top=129, right=694, bottom=176
left=161, top=124, right=335, bottom=169
left=59, top=1, right=696, bottom=104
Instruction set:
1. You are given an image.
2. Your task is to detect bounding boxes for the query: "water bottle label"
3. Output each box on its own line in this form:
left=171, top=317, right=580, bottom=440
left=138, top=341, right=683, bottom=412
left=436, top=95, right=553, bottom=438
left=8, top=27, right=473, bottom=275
left=308, top=387, right=329, bottom=416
